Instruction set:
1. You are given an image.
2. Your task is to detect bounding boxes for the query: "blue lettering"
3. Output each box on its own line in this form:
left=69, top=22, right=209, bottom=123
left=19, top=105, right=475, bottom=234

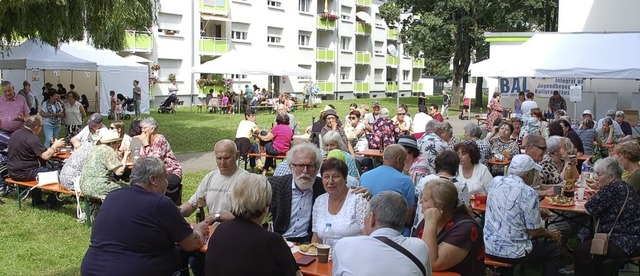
left=500, top=78, right=510, bottom=94
left=512, top=78, right=521, bottom=93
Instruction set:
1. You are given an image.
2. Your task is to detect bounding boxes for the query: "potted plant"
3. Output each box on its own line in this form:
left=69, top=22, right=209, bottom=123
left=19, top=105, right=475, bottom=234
left=151, top=64, right=160, bottom=71
left=319, top=12, right=338, bottom=21
left=168, top=73, right=176, bottom=82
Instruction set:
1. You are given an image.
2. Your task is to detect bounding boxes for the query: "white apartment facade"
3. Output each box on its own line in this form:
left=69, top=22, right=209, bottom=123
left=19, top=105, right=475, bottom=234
left=121, top=0, right=425, bottom=105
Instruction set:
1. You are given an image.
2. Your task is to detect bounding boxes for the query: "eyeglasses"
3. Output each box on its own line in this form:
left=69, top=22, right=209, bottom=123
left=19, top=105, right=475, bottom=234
left=397, top=113, right=406, bottom=116
left=349, top=116, right=358, bottom=120
left=532, top=144, right=547, bottom=152
left=291, top=163, right=317, bottom=171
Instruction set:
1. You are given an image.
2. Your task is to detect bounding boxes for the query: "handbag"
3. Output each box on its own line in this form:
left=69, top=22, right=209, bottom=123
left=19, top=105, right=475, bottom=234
left=20, top=171, right=60, bottom=201
left=590, top=186, right=630, bottom=255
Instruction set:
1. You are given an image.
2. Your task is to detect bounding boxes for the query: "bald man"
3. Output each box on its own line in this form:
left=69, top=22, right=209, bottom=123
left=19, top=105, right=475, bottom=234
left=360, top=144, right=416, bottom=236
left=179, top=139, right=247, bottom=224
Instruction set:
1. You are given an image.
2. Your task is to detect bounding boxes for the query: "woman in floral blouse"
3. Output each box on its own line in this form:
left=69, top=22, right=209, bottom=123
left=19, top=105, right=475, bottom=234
left=574, top=157, right=640, bottom=276
left=488, top=122, right=520, bottom=175
left=40, top=90, right=65, bottom=148
left=138, top=117, right=183, bottom=205
left=485, top=92, right=503, bottom=132
left=538, top=136, right=569, bottom=194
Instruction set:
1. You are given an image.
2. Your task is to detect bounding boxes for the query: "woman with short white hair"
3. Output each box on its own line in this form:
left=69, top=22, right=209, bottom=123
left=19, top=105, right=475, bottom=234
left=538, top=136, right=571, bottom=193
left=205, top=174, right=301, bottom=276
left=322, top=131, right=360, bottom=179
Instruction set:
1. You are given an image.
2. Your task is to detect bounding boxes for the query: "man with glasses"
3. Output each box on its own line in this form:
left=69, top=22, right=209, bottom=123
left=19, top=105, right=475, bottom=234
left=428, top=104, right=444, bottom=122
left=70, top=113, right=108, bottom=148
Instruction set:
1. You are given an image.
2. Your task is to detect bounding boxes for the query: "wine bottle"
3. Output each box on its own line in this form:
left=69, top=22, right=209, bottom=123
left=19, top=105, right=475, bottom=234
left=195, top=197, right=206, bottom=223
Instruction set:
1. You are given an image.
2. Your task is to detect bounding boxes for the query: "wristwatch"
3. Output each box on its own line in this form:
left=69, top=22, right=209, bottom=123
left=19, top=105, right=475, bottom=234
left=214, top=213, right=221, bottom=222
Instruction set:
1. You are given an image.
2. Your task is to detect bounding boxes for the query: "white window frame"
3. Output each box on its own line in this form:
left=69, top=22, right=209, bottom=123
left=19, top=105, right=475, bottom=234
left=231, top=30, right=248, bottom=40
left=231, top=74, right=247, bottom=80
left=402, top=70, right=410, bottom=82
left=340, top=67, right=351, bottom=81
left=298, top=0, right=311, bottom=12
left=298, top=33, right=311, bottom=46
left=267, top=0, right=282, bottom=7
left=340, top=37, right=351, bottom=51
left=267, top=35, right=282, bottom=44
left=374, top=69, right=384, bottom=82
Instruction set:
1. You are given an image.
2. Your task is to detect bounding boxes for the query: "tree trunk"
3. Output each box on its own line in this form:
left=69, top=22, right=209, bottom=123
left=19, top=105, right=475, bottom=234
left=475, top=77, right=483, bottom=108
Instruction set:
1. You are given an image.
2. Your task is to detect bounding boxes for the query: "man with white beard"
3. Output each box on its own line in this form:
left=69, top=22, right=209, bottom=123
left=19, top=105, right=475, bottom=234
left=269, top=143, right=370, bottom=243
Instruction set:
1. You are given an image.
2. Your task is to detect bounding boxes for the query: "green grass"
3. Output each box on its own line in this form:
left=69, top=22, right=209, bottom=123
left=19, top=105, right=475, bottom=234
left=0, top=169, right=209, bottom=275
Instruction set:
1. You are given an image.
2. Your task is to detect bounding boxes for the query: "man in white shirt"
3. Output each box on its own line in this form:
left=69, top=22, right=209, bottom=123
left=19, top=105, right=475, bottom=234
left=412, top=105, right=433, bottom=138
left=168, top=80, right=178, bottom=96
left=333, top=191, right=431, bottom=276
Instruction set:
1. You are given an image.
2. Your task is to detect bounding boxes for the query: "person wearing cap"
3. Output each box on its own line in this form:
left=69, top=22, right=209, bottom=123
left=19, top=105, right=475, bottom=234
left=79, top=129, right=130, bottom=199
left=70, top=113, right=108, bottom=149
left=596, top=109, right=623, bottom=136
left=581, top=109, right=593, bottom=122
left=547, top=90, right=567, bottom=113
left=368, top=108, right=400, bottom=150
left=7, top=115, right=65, bottom=206
left=320, top=109, right=351, bottom=153
left=484, top=154, right=562, bottom=275
left=398, top=135, right=429, bottom=182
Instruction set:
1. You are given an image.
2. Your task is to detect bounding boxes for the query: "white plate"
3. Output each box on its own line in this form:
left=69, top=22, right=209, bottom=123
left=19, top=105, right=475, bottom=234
left=290, top=245, right=299, bottom=254
left=299, top=250, right=318, bottom=256
left=286, top=241, right=294, bottom=248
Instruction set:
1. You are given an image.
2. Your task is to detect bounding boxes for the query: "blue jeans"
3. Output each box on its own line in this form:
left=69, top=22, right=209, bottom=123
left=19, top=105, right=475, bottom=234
left=43, top=124, right=61, bottom=148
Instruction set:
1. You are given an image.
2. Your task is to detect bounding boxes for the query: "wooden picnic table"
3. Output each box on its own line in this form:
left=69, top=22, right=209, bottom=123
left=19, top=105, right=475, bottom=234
left=357, top=149, right=384, bottom=158
left=487, top=158, right=511, bottom=166
left=601, top=143, right=615, bottom=149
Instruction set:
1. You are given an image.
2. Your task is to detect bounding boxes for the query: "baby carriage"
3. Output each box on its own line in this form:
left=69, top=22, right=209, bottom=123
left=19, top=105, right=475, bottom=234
left=158, top=94, right=178, bottom=114
left=109, top=94, right=132, bottom=120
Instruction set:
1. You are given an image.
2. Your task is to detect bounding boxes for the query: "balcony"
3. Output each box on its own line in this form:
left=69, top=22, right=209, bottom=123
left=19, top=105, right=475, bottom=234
left=386, top=56, right=399, bottom=67
left=355, top=22, right=371, bottom=36
left=317, top=18, right=336, bottom=30
left=200, top=0, right=229, bottom=15
left=317, top=81, right=335, bottom=94
left=387, top=28, right=399, bottom=40
left=316, top=48, right=335, bottom=62
left=386, top=82, right=399, bottom=92
left=199, top=37, right=230, bottom=56
left=124, top=31, right=153, bottom=53
left=412, top=81, right=424, bottom=91
left=413, top=58, right=425, bottom=68
left=355, top=51, right=371, bottom=64
left=354, top=81, right=370, bottom=93
left=356, top=0, right=372, bottom=6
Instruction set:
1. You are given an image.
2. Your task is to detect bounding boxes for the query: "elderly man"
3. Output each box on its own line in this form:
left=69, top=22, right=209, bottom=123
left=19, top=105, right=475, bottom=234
left=548, top=90, right=567, bottom=113
left=0, top=81, right=30, bottom=148
left=361, top=144, right=416, bottom=236
left=363, top=102, right=381, bottom=133
left=333, top=191, right=430, bottom=276
left=596, top=109, right=624, bottom=137
left=276, top=103, right=298, bottom=134
left=484, top=154, right=562, bottom=275
left=417, top=120, right=448, bottom=175
left=70, top=113, right=108, bottom=148
left=320, top=108, right=350, bottom=152
left=8, top=115, right=65, bottom=206
left=18, top=80, right=38, bottom=115
left=463, top=122, right=490, bottom=166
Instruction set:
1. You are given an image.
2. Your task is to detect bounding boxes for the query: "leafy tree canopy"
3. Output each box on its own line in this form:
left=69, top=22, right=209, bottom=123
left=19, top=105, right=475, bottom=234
left=0, top=0, right=157, bottom=51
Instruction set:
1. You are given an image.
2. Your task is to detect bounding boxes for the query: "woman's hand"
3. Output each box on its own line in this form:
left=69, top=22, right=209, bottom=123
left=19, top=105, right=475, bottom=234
left=423, top=207, right=443, bottom=225
left=138, top=132, right=150, bottom=146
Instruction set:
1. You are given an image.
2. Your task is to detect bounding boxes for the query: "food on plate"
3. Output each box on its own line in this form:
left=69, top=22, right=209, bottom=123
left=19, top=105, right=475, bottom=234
left=299, top=243, right=318, bottom=255
left=547, top=195, right=575, bottom=206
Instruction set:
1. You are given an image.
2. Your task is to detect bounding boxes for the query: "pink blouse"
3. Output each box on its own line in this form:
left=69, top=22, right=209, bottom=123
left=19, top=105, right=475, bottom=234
left=140, top=134, right=183, bottom=178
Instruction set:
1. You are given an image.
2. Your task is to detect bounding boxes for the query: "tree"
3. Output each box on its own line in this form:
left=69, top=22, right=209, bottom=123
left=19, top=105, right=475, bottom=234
left=0, top=0, right=157, bottom=51
left=380, top=0, right=558, bottom=109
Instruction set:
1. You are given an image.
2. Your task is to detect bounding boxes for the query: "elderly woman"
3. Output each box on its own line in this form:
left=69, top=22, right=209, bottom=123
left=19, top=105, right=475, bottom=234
left=615, top=140, right=640, bottom=192
left=398, top=135, right=429, bottom=181
left=521, top=109, right=548, bottom=146
left=463, top=122, right=490, bottom=166
left=60, top=140, right=97, bottom=190
left=71, top=113, right=108, bottom=148
left=439, top=121, right=460, bottom=149
left=615, top=111, right=633, bottom=137
left=258, top=112, right=294, bottom=174
left=538, top=136, right=570, bottom=193
left=81, top=157, right=208, bottom=275
left=488, top=122, right=520, bottom=175
left=137, top=117, right=184, bottom=205
left=323, top=131, right=360, bottom=179
left=39, top=90, right=65, bottom=148
left=486, top=92, right=503, bottom=132
left=599, top=117, right=618, bottom=145
left=393, top=106, right=413, bottom=135
left=110, top=120, right=131, bottom=159
left=510, top=117, right=523, bottom=145
left=454, top=141, right=493, bottom=195
left=312, top=158, right=368, bottom=243
left=345, top=109, right=368, bottom=152
left=206, top=173, right=301, bottom=276
left=417, top=179, right=485, bottom=275
left=369, top=107, right=400, bottom=149
left=79, top=130, right=130, bottom=199
left=577, top=118, right=601, bottom=155
left=64, top=91, right=86, bottom=142
left=574, top=157, right=640, bottom=276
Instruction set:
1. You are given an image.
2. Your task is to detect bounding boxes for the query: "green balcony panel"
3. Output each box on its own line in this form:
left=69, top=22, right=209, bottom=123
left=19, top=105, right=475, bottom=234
left=413, top=58, right=425, bottom=68
left=412, top=82, right=424, bottom=91
left=199, top=38, right=229, bottom=56
left=317, top=18, right=336, bottom=30
left=317, top=82, right=335, bottom=93
left=386, top=56, right=399, bottom=66
left=125, top=32, right=153, bottom=52
left=387, top=29, right=399, bottom=40
left=200, top=0, right=229, bottom=14
left=355, top=23, right=371, bottom=35
left=316, top=49, right=335, bottom=62
left=356, top=0, right=372, bottom=6
left=135, top=33, right=153, bottom=49
left=355, top=52, right=371, bottom=64
left=125, top=33, right=135, bottom=48
left=354, top=82, right=370, bottom=93
left=386, top=83, right=399, bottom=92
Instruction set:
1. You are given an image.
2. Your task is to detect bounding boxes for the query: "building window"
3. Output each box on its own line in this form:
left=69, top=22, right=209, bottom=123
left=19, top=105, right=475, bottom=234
left=340, top=67, right=350, bottom=80
left=298, top=32, right=311, bottom=46
left=267, top=35, right=282, bottom=44
left=231, top=31, right=248, bottom=40
left=340, top=5, right=351, bottom=20
left=402, top=70, right=410, bottom=81
left=298, top=0, right=310, bottom=12
left=298, top=65, right=312, bottom=81
left=231, top=74, right=247, bottom=80
left=374, top=69, right=384, bottom=82
left=340, top=37, right=351, bottom=50
left=268, top=27, right=283, bottom=44
left=267, top=0, right=282, bottom=7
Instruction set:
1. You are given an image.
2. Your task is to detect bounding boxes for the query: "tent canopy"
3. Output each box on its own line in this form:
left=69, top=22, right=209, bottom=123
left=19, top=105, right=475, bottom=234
left=0, top=39, right=97, bottom=71
left=191, top=48, right=312, bottom=76
left=124, top=55, right=154, bottom=64
left=471, top=32, right=640, bottom=79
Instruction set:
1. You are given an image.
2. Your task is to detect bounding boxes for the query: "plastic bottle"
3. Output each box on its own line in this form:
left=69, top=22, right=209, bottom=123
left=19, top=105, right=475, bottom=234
left=133, top=147, right=140, bottom=163
left=323, top=222, right=335, bottom=248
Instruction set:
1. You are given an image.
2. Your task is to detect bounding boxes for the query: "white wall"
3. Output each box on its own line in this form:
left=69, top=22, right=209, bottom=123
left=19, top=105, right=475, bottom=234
left=559, top=0, right=640, bottom=32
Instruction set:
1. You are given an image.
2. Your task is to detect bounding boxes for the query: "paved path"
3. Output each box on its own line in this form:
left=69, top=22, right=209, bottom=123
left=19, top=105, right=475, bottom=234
left=176, top=112, right=484, bottom=173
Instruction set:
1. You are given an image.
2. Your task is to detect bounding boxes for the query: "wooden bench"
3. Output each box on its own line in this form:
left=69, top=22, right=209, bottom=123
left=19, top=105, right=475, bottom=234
left=244, top=153, right=286, bottom=171
left=5, top=178, right=100, bottom=227
left=485, top=257, right=514, bottom=274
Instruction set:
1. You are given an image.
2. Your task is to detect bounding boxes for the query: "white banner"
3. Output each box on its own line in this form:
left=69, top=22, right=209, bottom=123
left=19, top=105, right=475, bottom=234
left=499, top=77, right=586, bottom=98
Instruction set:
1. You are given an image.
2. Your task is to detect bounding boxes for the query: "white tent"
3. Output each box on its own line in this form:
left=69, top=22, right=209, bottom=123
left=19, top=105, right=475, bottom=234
left=471, top=32, right=640, bottom=79
left=60, top=43, right=150, bottom=115
left=124, top=55, right=154, bottom=64
left=191, top=48, right=312, bottom=76
left=0, top=39, right=96, bottom=70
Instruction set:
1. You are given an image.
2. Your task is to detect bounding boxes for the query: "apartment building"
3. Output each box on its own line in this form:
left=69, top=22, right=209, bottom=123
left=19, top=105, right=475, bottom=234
left=120, top=0, right=425, bottom=104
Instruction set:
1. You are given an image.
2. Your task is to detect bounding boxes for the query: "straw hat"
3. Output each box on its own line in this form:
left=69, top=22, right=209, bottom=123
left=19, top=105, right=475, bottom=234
left=99, top=130, right=122, bottom=144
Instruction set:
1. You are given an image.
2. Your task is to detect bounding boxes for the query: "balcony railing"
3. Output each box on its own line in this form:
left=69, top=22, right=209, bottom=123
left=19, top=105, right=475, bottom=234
left=386, top=56, right=399, bottom=66
left=355, top=22, right=371, bottom=36
left=317, top=81, right=335, bottom=94
left=124, top=31, right=153, bottom=53
left=387, top=28, right=399, bottom=40
left=199, top=37, right=230, bottom=56
left=355, top=51, right=371, bottom=64
left=317, top=18, right=336, bottom=30
left=354, top=81, right=370, bottom=93
left=200, top=0, right=229, bottom=15
left=412, top=81, right=424, bottom=92
left=386, top=82, right=399, bottom=92
left=316, top=48, right=335, bottom=62
left=356, top=0, right=372, bottom=6
left=413, top=58, right=425, bottom=68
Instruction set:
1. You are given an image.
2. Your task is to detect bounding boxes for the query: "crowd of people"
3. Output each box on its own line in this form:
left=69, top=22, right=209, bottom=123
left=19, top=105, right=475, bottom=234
left=3, top=77, right=640, bottom=276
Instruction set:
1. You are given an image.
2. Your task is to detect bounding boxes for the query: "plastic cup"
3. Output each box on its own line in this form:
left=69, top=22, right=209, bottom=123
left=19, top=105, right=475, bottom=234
left=553, top=186, right=563, bottom=196
left=317, top=244, right=330, bottom=263
left=577, top=187, right=585, bottom=200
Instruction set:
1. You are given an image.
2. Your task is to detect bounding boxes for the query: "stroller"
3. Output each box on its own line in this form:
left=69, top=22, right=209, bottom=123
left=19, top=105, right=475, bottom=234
left=158, top=94, right=178, bottom=114
left=109, top=94, right=132, bottom=120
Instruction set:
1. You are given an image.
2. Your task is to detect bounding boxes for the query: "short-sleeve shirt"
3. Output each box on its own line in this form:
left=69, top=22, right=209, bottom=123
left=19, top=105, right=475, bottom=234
left=80, top=185, right=193, bottom=275
left=539, top=154, right=563, bottom=185
left=188, top=168, right=249, bottom=214
left=60, top=143, right=96, bottom=189
left=140, top=134, right=182, bottom=178
left=484, top=174, right=542, bottom=258
left=79, top=145, right=123, bottom=198
left=7, top=128, right=47, bottom=180
left=235, top=120, right=259, bottom=139
left=577, top=128, right=598, bottom=155
left=270, top=124, right=293, bottom=154
left=73, top=125, right=108, bottom=145
left=40, top=100, right=64, bottom=126
left=489, top=138, right=520, bottom=175
left=474, top=139, right=491, bottom=166
left=312, top=189, right=367, bottom=241
left=0, top=94, right=30, bottom=132
left=417, top=133, right=449, bottom=174
left=132, top=86, right=142, bottom=100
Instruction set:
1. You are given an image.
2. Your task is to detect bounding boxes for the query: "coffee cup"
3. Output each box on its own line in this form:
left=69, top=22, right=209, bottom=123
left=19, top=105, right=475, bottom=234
left=553, top=185, right=562, bottom=196
left=317, top=244, right=330, bottom=263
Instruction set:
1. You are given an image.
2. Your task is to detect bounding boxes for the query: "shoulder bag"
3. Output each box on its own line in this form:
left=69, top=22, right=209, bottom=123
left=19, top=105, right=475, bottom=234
left=374, top=236, right=426, bottom=276
left=590, top=185, right=630, bottom=255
